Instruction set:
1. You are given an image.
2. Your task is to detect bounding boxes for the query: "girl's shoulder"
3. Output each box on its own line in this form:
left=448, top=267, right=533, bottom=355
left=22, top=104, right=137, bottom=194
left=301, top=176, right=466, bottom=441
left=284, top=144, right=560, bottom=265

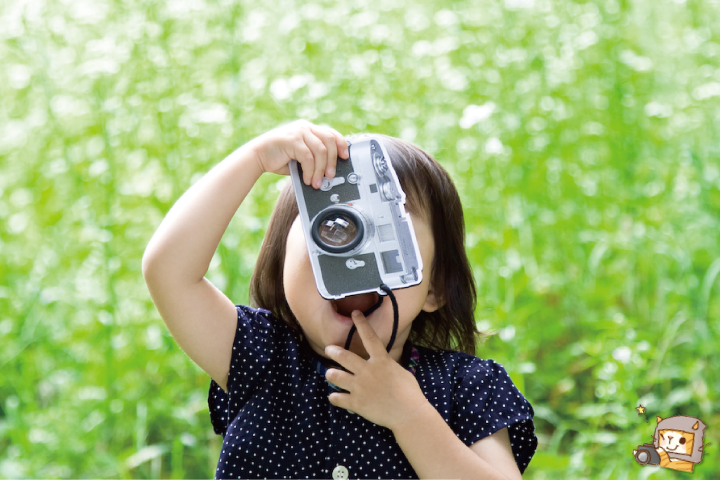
left=224, top=304, right=299, bottom=363
left=414, top=345, right=510, bottom=382
left=235, top=303, right=275, bottom=322
left=413, top=345, right=536, bottom=472
left=233, top=304, right=293, bottom=335
left=413, top=345, right=531, bottom=409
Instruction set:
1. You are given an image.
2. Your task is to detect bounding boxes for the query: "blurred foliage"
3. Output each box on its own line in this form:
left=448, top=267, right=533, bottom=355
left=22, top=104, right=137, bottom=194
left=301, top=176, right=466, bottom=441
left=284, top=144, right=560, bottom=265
left=1, top=0, right=719, bottom=478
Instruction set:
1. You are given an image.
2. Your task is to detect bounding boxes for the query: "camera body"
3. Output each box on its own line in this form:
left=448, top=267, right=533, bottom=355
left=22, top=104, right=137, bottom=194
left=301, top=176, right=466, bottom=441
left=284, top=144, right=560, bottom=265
left=634, top=443, right=660, bottom=466
left=289, top=136, right=423, bottom=300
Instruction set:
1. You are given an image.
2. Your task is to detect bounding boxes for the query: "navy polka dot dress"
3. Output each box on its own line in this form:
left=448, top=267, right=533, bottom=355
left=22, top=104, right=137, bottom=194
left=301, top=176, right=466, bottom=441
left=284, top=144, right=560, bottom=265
left=208, top=305, right=537, bottom=478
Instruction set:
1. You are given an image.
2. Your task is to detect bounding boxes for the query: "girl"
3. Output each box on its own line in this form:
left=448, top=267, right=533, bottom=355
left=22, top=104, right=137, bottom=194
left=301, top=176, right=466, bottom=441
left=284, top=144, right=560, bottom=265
left=143, top=120, right=537, bottom=479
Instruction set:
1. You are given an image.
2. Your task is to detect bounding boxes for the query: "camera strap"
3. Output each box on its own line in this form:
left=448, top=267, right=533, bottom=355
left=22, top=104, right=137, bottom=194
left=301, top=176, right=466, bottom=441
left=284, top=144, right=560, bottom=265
left=343, top=284, right=399, bottom=354
left=314, top=284, right=400, bottom=395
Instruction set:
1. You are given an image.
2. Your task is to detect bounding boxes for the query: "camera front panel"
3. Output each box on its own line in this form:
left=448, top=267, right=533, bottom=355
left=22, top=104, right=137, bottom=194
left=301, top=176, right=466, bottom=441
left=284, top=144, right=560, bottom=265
left=290, top=136, right=424, bottom=300
left=318, top=253, right=383, bottom=296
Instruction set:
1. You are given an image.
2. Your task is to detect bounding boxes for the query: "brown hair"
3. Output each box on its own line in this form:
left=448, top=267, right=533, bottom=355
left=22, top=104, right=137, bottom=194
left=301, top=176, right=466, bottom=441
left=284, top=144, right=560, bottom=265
left=250, top=134, right=481, bottom=355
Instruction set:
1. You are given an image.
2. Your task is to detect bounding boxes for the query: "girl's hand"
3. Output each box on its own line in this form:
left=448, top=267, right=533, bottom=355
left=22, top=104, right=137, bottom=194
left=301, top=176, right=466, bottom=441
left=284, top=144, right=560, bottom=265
left=247, top=119, right=349, bottom=189
left=324, top=310, right=432, bottom=432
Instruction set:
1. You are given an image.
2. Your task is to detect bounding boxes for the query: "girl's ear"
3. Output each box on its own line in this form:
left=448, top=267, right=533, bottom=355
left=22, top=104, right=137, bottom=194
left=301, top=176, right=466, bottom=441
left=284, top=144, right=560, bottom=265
left=422, top=284, right=445, bottom=313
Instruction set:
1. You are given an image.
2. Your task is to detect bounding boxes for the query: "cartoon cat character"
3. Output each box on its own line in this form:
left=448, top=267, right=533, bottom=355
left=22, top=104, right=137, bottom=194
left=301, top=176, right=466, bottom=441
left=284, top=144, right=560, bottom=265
left=633, top=415, right=708, bottom=472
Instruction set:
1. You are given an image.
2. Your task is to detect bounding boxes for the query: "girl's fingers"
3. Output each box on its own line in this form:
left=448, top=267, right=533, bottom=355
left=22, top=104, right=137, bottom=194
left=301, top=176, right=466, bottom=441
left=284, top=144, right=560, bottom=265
left=284, top=121, right=346, bottom=187
left=324, top=345, right=364, bottom=373
left=317, top=126, right=349, bottom=178
left=310, top=125, right=340, bottom=182
left=325, top=367, right=353, bottom=391
left=350, top=310, right=385, bottom=358
left=336, top=131, right=349, bottom=160
left=327, top=392, right=351, bottom=410
left=293, top=141, right=316, bottom=186
left=301, top=129, right=328, bottom=189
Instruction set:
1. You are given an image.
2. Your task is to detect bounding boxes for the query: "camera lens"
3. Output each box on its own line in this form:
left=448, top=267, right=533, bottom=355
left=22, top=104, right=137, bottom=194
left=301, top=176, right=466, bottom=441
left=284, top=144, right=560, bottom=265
left=319, top=215, right=356, bottom=246
left=311, top=206, right=365, bottom=254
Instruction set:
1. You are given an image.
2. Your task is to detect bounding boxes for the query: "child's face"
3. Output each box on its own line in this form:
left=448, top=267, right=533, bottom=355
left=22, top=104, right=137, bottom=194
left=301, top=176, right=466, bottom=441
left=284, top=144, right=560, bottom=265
left=283, top=211, right=440, bottom=362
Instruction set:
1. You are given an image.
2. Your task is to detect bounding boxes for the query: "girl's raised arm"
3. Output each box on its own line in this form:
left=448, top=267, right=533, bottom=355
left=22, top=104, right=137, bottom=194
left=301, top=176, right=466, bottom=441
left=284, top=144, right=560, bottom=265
left=142, top=120, right=348, bottom=391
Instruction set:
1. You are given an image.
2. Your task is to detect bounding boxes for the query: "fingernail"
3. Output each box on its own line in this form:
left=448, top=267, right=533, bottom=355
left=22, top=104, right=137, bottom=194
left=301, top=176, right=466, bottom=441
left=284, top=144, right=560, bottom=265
left=313, top=178, right=321, bottom=188
left=352, top=310, right=361, bottom=317
left=344, top=149, right=349, bottom=158
left=327, top=167, right=335, bottom=177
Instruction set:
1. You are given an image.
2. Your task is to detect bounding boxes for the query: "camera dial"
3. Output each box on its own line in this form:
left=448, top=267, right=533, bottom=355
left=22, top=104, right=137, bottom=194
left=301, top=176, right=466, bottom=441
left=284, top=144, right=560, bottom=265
left=373, top=151, right=388, bottom=176
left=379, top=181, right=400, bottom=202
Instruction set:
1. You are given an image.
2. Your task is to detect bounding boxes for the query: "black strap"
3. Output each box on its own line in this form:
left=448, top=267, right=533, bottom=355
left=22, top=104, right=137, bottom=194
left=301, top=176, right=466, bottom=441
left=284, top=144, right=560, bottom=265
left=343, top=283, right=399, bottom=353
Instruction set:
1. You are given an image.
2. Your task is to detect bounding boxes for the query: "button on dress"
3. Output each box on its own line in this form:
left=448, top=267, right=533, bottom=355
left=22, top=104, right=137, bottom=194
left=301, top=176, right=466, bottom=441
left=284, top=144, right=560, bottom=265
left=208, top=305, right=537, bottom=479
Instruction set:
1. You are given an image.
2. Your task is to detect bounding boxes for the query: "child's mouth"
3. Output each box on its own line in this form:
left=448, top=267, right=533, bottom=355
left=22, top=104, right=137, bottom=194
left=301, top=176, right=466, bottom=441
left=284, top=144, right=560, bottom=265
left=330, top=292, right=380, bottom=318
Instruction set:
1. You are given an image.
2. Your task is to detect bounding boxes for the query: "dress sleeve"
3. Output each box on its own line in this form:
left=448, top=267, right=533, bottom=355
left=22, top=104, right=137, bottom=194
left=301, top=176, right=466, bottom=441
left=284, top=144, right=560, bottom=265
left=451, top=358, right=537, bottom=473
left=208, top=305, right=275, bottom=436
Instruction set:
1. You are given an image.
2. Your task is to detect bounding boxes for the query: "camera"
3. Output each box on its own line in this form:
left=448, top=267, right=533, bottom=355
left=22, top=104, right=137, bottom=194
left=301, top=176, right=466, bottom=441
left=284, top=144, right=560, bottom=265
left=633, top=443, right=660, bottom=466
left=289, top=136, right=423, bottom=300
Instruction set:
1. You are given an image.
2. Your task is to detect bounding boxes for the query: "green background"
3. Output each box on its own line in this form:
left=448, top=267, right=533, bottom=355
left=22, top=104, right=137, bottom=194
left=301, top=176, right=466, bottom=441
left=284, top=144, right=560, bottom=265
left=1, top=0, right=719, bottom=478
